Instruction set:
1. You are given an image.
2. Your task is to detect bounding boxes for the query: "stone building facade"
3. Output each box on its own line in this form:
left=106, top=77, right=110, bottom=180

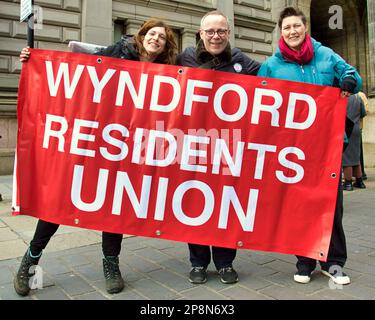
left=0, top=0, right=374, bottom=174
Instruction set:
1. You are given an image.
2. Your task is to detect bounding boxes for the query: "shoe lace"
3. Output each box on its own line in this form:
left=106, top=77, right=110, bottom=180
left=104, top=260, right=121, bottom=280
left=191, top=266, right=205, bottom=273
left=219, top=267, right=234, bottom=274
left=19, top=264, right=30, bottom=278
left=19, top=256, right=37, bottom=278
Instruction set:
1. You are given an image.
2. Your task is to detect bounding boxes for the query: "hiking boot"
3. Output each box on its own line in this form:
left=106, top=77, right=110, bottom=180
left=103, top=256, right=125, bottom=294
left=218, top=267, right=238, bottom=284
left=189, top=266, right=207, bottom=284
left=14, top=249, right=41, bottom=296
left=293, top=269, right=312, bottom=284
left=321, top=266, right=350, bottom=285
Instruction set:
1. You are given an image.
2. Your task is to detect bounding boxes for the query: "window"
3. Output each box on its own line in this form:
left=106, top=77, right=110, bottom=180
left=113, top=20, right=125, bottom=42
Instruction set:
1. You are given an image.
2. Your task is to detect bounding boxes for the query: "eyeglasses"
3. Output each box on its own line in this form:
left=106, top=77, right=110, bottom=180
left=203, top=29, right=229, bottom=38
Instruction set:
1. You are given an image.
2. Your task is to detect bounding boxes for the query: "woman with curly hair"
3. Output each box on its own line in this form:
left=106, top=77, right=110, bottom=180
left=16, top=18, right=177, bottom=296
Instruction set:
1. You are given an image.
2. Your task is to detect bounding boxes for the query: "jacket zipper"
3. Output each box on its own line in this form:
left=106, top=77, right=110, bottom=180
left=300, top=64, right=305, bottom=81
left=312, top=66, right=317, bottom=83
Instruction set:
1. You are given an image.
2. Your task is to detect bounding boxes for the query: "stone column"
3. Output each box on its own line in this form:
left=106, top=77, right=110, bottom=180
left=270, top=0, right=285, bottom=51
left=215, top=0, right=235, bottom=44
left=81, top=0, right=112, bottom=46
left=367, top=0, right=375, bottom=94
left=181, top=29, right=198, bottom=50
left=125, top=19, right=143, bottom=36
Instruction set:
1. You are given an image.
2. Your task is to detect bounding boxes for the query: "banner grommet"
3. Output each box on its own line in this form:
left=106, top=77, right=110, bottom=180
left=178, top=69, right=184, bottom=75
left=74, top=218, right=79, bottom=225
left=261, top=80, right=267, bottom=86
left=331, top=173, right=337, bottom=179
left=97, top=58, right=102, bottom=63
left=237, top=241, right=243, bottom=247
left=155, top=230, right=161, bottom=236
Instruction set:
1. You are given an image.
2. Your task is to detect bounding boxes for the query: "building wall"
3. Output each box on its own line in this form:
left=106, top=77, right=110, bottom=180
left=0, top=0, right=82, bottom=174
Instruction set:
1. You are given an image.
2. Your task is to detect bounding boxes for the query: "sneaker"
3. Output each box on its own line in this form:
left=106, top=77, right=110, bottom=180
left=14, top=249, right=41, bottom=296
left=218, top=267, right=238, bottom=284
left=103, top=256, right=125, bottom=294
left=293, top=270, right=312, bottom=284
left=321, top=267, right=350, bottom=285
left=189, top=266, right=207, bottom=284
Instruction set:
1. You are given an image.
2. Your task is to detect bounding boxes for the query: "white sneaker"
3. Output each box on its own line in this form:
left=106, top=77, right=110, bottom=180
left=321, top=269, right=351, bottom=285
left=293, top=271, right=312, bottom=284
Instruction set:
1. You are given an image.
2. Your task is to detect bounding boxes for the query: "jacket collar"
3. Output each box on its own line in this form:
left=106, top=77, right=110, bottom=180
left=195, top=39, right=232, bottom=65
left=120, top=36, right=140, bottom=61
left=275, top=37, right=321, bottom=63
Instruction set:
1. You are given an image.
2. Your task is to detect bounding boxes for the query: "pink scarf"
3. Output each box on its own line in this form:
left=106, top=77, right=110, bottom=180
left=279, top=34, right=314, bottom=65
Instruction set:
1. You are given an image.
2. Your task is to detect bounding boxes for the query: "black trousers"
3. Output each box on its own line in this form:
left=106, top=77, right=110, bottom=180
left=29, top=219, right=123, bottom=257
left=296, top=181, right=347, bottom=271
left=360, top=132, right=366, bottom=177
left=188, top=243, right=236, bottom=270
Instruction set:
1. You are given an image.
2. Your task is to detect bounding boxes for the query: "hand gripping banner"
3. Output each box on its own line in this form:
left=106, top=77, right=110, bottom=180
left=14, top=49, right=347, bottom=261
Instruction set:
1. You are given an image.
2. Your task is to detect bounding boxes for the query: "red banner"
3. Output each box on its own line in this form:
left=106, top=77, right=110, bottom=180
left=15, top=49, right=347, bottom=260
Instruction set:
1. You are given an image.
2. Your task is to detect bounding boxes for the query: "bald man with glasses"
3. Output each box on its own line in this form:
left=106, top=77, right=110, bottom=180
left=177, top=10, right=261, bottom=285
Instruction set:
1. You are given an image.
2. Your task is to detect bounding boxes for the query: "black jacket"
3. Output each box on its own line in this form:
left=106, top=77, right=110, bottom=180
left=95, top=35, right=140, bottom=60
left=177, top=40, right=260, bottom=76
left=94, top=35, right=169, bottom=65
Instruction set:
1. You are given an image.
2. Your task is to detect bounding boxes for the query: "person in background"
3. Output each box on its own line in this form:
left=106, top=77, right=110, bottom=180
left=177, top=10, right=261, bottom=285
left=258, top=6, right=362, bottom=286
left=16, top=18, right=177, bottom=296
left=342, top=93, right=367, bottom=191
left=358, top=91, right=370, bottom=180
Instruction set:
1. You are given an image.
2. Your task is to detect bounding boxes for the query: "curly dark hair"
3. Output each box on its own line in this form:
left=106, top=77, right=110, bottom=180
left=134, top=19, right=177, bottom=65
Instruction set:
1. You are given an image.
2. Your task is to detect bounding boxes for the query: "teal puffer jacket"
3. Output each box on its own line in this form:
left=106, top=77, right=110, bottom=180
left=258, top=38, right=362, bottom=92
left=258, top=38, right=362, bottom=145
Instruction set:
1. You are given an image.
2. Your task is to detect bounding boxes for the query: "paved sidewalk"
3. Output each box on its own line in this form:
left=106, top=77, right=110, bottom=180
left=0, top=170, right=375, bottom=300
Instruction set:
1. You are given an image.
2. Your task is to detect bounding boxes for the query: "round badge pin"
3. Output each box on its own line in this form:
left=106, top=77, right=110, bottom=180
left=234, top=63, right=243, bottom=73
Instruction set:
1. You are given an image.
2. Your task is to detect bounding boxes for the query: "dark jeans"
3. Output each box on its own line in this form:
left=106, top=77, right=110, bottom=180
left=188, top=243, right=236, bottom=270
left=29, top=219, right=123, bottom=257
left=296, top=181, right=347, bottom=271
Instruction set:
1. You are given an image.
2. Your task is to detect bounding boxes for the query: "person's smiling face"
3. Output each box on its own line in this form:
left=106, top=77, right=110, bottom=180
left=281, top=15, right=307, bottom=51
left=142, top=26, right=167, bottom=58
left=200, top=14, right=230, bottom=56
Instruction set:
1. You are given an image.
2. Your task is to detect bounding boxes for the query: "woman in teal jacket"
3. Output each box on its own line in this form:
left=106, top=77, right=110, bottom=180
left=258, top=7, right=362, bottom=286
left=258, top=38, right=362, bottom=92
left=258, top=9, right=362, bottom=91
